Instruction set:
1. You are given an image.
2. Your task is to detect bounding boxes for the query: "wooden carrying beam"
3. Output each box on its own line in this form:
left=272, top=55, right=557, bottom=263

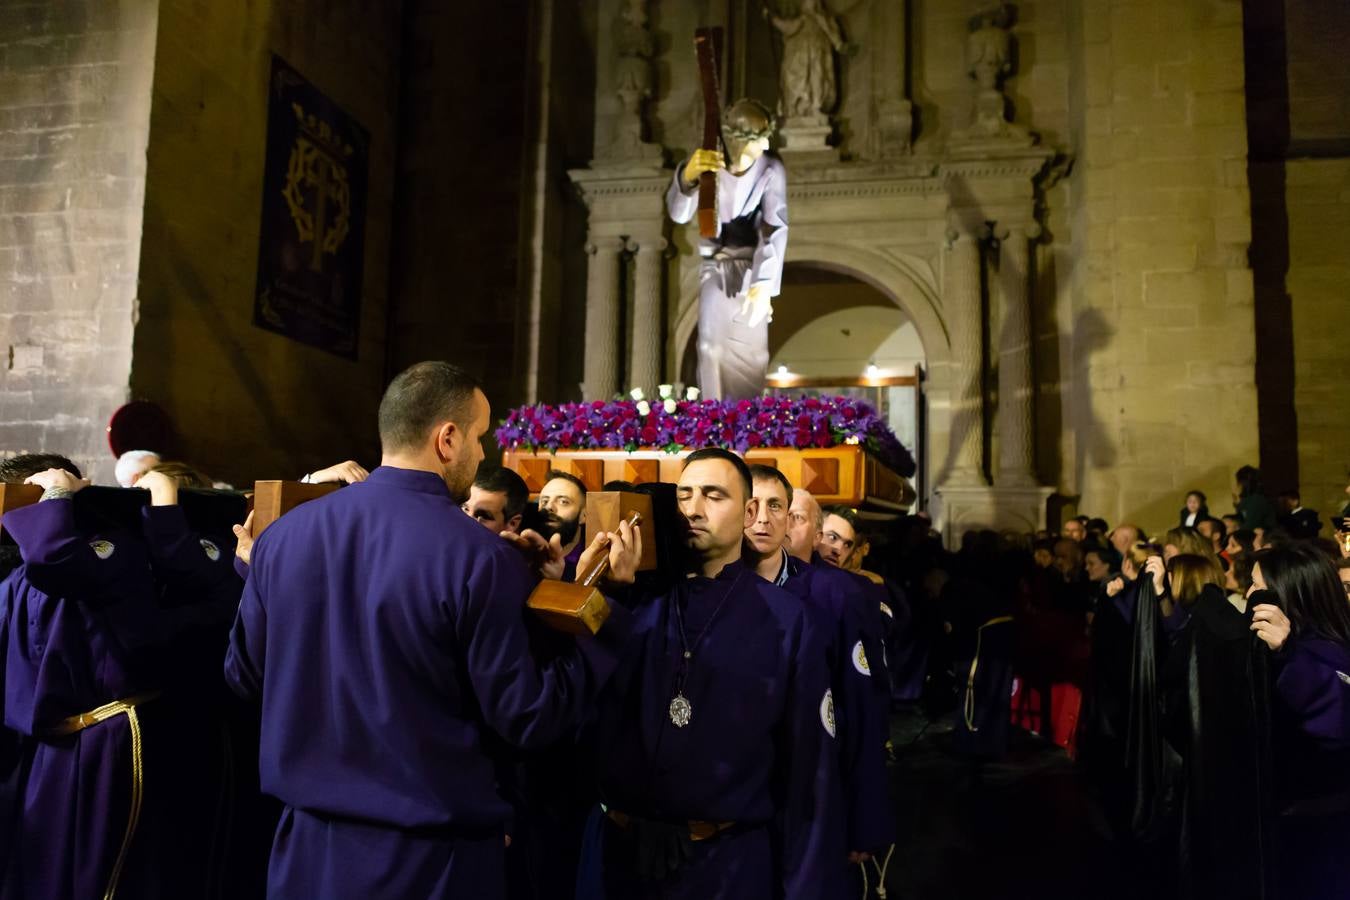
left=0, top=483, right=43, bottom=537
left=251, top=481, right=340, bottom=537
left=527, top=510, right=642, bottom=635
left=585, top=491, right=657, bottom=571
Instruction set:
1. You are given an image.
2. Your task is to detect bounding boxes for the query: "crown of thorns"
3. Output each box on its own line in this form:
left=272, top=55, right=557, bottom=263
left=722, top=99, right=776, bottom=141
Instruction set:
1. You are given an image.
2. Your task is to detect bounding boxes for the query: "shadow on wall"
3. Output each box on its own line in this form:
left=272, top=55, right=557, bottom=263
left=132, top=215, right=383, bottom=486
left=1069, top=306, right=1117, bottom=495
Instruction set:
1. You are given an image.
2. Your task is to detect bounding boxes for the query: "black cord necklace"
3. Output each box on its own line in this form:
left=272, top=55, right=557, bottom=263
left=668, top=568, right=747, bottom=728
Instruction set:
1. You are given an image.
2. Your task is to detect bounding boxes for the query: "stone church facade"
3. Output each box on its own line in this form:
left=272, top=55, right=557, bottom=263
left=561, top=0, right=1267, bottom=535
left=0, top=0, right=1345, bottom=537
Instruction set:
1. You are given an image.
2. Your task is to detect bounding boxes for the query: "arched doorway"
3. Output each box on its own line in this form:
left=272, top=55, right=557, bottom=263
left=677, top=262, right=930, bottom=508
left=769, top=263, right=927, bottom=509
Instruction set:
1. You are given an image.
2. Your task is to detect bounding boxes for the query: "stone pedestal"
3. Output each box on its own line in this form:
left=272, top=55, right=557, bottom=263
left=778, top=116, right=837, bottom=164
left=934, top=483, right=1055, bottom=545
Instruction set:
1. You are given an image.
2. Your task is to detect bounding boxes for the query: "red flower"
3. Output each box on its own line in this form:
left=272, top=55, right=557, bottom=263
left=746, top=432, right=763, bottom=447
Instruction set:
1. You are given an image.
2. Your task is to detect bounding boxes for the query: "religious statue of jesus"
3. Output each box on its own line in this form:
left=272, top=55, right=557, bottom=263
left=666, top=98, right=788, bottom=400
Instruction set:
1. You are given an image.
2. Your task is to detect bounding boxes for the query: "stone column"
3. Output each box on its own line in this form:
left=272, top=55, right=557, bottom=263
left=626, top=234, right=665, bottom=394
left=583, top=234, right=623, bottom=400
left=944, top=220, right=987, bottom=484
left=996, top=224, right=1037, bottom=485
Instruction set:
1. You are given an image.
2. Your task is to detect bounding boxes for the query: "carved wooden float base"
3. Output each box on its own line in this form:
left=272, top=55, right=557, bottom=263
left=501, top=446, right=914, bottom=511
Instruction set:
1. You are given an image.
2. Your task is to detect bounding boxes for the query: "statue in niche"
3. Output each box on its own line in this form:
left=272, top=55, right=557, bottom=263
left=765, top=0, right=845, bottom=123
left=954, top=2, right=1032, bottom=144
left=607, top=0, right=660, bottom=159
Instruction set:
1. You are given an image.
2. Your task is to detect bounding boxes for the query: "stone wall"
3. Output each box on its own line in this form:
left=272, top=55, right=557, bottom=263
left=131, top=0, right=404, bottom=486
left=1281, top=158, right=1350, bottom=517
left=1062, top=0, right=1259, bottom=531
left=1245, top=0, right=1350, bottom=521
left=386, top=0, right=534, bottom=416
left=0, top=0, right=159, bottom=482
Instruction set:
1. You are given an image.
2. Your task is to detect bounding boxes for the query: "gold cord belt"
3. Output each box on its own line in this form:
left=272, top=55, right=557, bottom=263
left=964, top=617, right=1014, bottom=733
left=37, top=691, right=161, bottom=900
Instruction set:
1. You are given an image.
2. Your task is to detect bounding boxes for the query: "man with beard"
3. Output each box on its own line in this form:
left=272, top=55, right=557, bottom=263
left=582, top=448, right=843, bottom=899
left=223, top=361, right=638, bottom=899
left=463, top=464, right=529, bottom=536
left=538, top=471, right=587, bottom=581
left=746, top=469, right=893, bottom=878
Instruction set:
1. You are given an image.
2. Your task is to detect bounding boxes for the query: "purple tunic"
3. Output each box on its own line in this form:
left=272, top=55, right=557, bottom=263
left=1275, top=636, right=1350, bottom=751
left=223, top=466, right=631, bottom=899
left=0, top=498, right=165, bottom=900
left=585, top=560, right=845, bottom=900
left=782, top=554, right=894, bottom=854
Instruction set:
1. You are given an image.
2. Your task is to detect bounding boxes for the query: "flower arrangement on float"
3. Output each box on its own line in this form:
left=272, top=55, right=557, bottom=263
left=495, top=384, right=915, bottom=477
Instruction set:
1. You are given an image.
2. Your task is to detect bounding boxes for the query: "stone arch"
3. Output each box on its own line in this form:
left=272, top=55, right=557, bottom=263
left=669, top=241, right=951, bottom=380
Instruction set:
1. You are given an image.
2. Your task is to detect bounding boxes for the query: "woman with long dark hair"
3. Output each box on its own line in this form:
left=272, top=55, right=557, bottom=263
left=1249, top=543, right=1350, bottom=899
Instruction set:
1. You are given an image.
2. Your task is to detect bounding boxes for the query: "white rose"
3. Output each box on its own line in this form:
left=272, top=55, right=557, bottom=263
left=663, top=398, right=677, bottom=414
left=658, top=384, right=674, bottom=399
left=630, top=387, right=646, bottom=401
left=636, top=400, right=651, bottom=416
left=686, top=386, right=701, bottom=401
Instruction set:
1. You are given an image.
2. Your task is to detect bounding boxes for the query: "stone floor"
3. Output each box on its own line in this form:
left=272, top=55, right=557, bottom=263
left=874, top=709, right=1145, bottom=900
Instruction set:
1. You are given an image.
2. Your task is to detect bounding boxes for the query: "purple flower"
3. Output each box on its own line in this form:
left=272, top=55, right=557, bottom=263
left=493, top=395, right=915, bottom=476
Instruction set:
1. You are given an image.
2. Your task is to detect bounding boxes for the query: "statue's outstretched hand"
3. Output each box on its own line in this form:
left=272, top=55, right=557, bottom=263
left=740, top=283, right=774, bottom=327
left=682, top=149, right=725, bottom=187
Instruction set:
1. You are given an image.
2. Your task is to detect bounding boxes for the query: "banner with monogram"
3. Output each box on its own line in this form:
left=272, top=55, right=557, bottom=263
left=253, top=55, right=368, bottom=358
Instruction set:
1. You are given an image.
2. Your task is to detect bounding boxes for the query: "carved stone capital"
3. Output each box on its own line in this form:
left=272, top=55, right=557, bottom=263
left=625, top=234, right=667, bottom=255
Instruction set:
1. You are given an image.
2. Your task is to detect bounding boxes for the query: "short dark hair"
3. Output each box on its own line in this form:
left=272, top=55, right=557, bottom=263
left=1186, top=489, right=1207, bottom=505
left=602, top=480, right=637, bottom=492
left=822, top=504, right=860, bottom=534
left=1072, top=515, right=1090, bottom=526
left=1230, top=528, right=1257, bottom=555
left=1277, top=489, right=1301, bottom=503
left=683, top=447, right=752, bottom=501
left=543, top=470, right=588, bottom=497
left=748, top=464, right=793, bottom=503
left=0, top=453, right=82, bottom=483
left=377, top=361, right=481, bottom=453
left=473, top=464, right=528, bottom=520
left=1085, top=545, right=1121, bottom=570
left=1086, top=517, right=1109, bottom=534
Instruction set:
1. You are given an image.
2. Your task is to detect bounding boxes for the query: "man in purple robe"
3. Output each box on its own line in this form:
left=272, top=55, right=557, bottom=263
left=223, top=361, right=637, bottom=899
left=667, top=99, right=787, bottom=400
left=778, top=484, right=895, bottom=863
left=0, top=454, right=167, bottom=900
left=538, top=470, right=588, bottom=582
left=582, top=448, right=843, bottom=900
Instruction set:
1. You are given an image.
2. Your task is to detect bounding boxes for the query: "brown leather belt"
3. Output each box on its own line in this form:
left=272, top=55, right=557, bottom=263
left=605, top=808, right=735, bottom=842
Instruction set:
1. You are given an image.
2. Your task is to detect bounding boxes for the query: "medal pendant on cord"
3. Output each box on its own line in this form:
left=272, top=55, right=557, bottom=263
left=669, top=693, right=693, bottom=727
